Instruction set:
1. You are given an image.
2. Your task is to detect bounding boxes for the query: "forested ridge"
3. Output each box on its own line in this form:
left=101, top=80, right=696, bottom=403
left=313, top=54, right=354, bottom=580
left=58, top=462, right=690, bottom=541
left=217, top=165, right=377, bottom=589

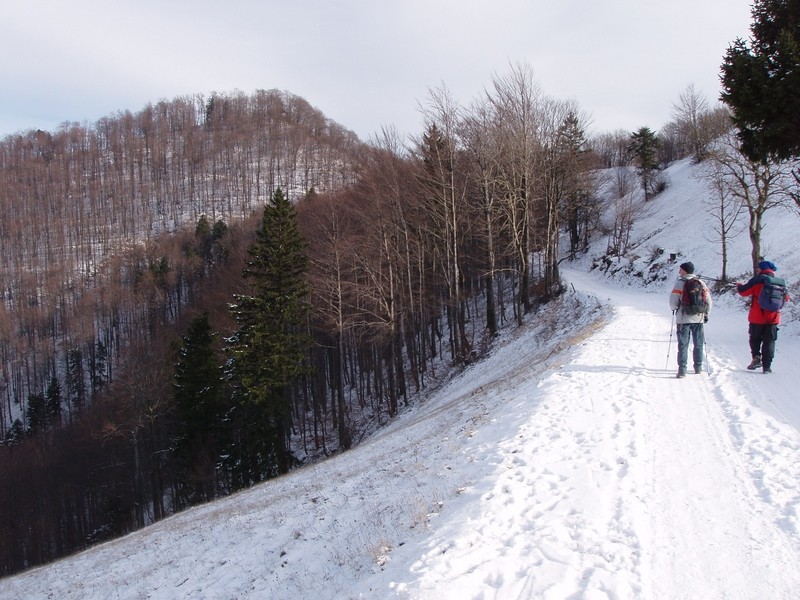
left=0, top=88, right=362, bottom=575
left=0, top=67, right=716, bottom=577
left=0, top=88, right=359, bottom=427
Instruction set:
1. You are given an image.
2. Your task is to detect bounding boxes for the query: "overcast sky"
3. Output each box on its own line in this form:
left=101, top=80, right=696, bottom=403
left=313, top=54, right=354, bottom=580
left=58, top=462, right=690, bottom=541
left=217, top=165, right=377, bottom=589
left=1, top=0, right=753, bottom=142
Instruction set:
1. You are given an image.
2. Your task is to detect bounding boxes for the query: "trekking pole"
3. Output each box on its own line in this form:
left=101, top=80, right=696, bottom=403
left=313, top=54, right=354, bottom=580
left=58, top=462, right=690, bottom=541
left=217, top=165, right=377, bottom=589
left=665, top=310, right=676, bottom=372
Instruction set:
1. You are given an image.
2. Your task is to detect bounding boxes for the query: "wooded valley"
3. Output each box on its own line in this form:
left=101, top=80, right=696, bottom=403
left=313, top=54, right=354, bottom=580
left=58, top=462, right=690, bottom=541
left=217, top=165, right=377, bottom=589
left=0, top=68, right=719, bottom=576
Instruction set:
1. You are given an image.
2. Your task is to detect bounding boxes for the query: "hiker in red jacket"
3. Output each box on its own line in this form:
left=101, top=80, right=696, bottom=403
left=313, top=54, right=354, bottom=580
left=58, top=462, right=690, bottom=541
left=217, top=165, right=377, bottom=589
left=735, top=260, right=790, bottom=374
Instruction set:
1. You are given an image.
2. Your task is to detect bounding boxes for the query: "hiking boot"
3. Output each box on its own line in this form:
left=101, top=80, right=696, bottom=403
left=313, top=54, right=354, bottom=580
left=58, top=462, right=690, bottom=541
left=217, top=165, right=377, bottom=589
left=747, top=356, right=762, bottom=370
left=763, top=366, right=772, bottom=374
left=694, top=364, right=703, bottom=374
left=676, top=368, right=686, bottom=379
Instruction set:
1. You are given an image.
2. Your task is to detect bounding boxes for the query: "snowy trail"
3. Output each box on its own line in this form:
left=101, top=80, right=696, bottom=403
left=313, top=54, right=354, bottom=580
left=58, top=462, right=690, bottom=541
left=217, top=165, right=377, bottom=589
left=625, top=311, right=798, bottom=599
left=2, top=268, right=800, bottom=599
left=392, top=269, right=800, bottom=599
left=564, top=269, right=800, bottom=599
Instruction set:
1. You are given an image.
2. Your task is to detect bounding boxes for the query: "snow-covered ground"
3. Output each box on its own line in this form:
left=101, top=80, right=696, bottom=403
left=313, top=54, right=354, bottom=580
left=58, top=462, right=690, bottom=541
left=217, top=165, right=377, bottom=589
left=2, top=158, right=800, bottom=599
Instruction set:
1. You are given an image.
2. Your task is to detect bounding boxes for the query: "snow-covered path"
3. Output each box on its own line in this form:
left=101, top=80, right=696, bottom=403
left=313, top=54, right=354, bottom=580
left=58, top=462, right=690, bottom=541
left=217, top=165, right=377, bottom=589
left=393, top=268, right=800, bottom=599
left=567, top=269, right=800, bottom=599
left=2, top=268, right=800, bottom=599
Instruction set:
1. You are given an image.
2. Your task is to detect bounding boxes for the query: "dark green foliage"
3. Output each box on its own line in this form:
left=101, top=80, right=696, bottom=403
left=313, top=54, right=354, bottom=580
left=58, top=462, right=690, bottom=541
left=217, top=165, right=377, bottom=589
left=628, top=127, right=661, bottom=200
left=628, top=127, right=660, bottom=171
left=226, top=188, right=310, bottom=482
left=173, top=313, right=225, bottom=504
left=4, top=419, right=25, bottom=445
left=211, top=219, right=227, bottom=240
left=720, top=0, right=800, bottom=161
left=556, top=113, right=595, bottom=258
left=45, top=377, right=62, bottom=424
left=195, top=214, right=212, bottom=238
left=26, top=377, right=64, bottom=435
left=205, top=96, right=215, bottom=128
left=90, top=340, right=107, bottom=399
left=26, top=393, right=47, bottom=435
left=150, top=257, right=170, bottom=288
left=194, top=215, right=229, bottom=264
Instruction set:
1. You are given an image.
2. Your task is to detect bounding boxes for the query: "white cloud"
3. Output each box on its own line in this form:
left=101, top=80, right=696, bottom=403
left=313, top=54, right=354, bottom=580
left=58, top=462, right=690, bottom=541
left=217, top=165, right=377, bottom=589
left=0, top=0, right=753, bottom=139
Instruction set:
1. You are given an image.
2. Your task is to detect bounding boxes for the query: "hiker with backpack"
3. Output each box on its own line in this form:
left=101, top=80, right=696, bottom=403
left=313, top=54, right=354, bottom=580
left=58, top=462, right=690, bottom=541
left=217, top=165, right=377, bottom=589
left=735, top=260, right=790, bottom=374
left=669, top=261, right=712, bottom=378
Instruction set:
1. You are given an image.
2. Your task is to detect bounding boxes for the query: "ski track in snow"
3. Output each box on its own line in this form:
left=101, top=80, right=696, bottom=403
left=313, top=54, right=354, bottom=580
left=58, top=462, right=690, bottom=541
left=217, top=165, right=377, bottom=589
left=2, top=268, right=800, bottom=599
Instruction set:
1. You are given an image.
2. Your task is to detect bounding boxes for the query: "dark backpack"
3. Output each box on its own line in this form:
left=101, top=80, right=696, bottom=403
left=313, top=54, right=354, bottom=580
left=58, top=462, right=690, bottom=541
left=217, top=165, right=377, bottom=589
left=757, top=275, right=787, bottom=312
left=681, top=277, right=709, bottom=315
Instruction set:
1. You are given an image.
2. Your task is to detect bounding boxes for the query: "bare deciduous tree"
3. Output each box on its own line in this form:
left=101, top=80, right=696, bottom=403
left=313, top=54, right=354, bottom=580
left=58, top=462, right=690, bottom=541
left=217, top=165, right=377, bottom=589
left=696, top=157, right=747, bottom=282
left=707, top=132, right=793, bottom=272
left=486, top=63, right=543, bottom=320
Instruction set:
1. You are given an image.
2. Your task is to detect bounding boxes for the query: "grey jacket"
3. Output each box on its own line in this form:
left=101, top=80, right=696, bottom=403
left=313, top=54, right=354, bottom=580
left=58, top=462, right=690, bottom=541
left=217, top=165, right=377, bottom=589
left=669, top=275, right=712, bottom=324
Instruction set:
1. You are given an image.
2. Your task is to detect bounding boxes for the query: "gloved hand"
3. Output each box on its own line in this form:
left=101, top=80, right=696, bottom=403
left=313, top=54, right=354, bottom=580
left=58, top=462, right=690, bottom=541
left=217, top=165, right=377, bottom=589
left=704, top=315, right=709, bottom=323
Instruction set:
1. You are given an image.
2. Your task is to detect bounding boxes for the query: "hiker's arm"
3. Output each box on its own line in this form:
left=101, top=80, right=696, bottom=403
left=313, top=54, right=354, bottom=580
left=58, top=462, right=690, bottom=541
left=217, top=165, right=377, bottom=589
left=669, top=282, right=682, bottom=311
left=736, top=276, right=762, bottom=296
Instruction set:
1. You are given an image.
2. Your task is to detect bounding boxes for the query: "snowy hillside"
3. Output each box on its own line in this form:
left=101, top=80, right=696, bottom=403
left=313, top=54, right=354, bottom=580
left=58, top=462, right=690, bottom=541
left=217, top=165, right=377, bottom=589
left=2, top=158, right=799, bottom=599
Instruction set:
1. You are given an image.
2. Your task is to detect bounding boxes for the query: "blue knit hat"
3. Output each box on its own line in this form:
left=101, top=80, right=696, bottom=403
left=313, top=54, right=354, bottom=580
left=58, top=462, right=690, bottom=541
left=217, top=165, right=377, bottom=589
left=758, top=260, right=777, bottom=271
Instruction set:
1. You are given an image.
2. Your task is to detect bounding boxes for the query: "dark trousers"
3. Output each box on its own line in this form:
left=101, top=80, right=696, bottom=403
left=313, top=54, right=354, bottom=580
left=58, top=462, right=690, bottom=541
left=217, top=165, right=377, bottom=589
left=676, top=323, right=705, bottom=371
left=749, top=323, right=778, bottom=367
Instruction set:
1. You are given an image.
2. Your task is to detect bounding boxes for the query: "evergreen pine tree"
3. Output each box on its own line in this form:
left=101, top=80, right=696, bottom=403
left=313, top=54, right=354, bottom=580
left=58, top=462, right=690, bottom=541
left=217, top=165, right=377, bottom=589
left=226, top=188, right=310, bottom=483
left=556, top=113, right=593, bottom=258
left=212, top=219, right=227, bottom=239
left=91, top=340, right=107, bottom=399
left=5, top=418, right=25, bottom=445
left=26, top=393, right=47, bottom=435
left=628, top=127, right=661, bottom=201
left=45, top=376, right=62, bottom=426
left=173, top=312, right=224, bottom=505
left=195, top=214, right=212, bottom=238
left=65, top=348, right=86, bottom=417
left=721, top=0, right=800, bottom=161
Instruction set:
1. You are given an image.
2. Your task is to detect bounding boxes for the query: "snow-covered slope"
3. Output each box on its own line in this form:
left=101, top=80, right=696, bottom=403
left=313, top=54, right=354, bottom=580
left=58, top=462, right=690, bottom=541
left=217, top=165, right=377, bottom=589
left=2, top=158, right=799, bottom=599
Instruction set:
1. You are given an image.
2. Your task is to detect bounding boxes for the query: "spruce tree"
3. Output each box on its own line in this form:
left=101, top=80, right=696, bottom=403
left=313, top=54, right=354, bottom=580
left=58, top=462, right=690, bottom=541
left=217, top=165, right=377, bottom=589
left=227, top=188, right=310, bottom=482
left=721, top=0, right=800, bottom=162
left=65, top=348, right=86, bottom=417
left=5, top=419, right=25, bottom=445
left=90, top=340, right=107, bottom=400
left=26, top=393, right=47, bottom=435
left=556, top=113, right=593, bottom=258
left=45, top=376, right=62, bottom=426
left=173, top=312, right=224, bottom=504
left=628, top=127, right=661, bottom=201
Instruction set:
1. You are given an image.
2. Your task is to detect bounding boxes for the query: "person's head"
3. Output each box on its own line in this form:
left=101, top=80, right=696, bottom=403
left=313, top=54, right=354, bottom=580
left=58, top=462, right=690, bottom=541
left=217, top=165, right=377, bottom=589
left=758, top=260, right=777, bottom=272
left=679, top=261, right=695, bottom=275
